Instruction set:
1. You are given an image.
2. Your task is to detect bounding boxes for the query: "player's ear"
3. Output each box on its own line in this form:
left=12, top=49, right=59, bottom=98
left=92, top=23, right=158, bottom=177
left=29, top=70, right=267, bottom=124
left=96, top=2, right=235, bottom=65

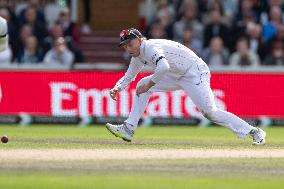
left=138, top=38, right=143, bottom=45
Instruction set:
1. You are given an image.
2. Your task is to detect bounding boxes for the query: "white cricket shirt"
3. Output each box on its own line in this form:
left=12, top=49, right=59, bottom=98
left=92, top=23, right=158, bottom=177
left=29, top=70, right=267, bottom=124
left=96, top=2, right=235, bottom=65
left=115, top=39, right=201, bottom=90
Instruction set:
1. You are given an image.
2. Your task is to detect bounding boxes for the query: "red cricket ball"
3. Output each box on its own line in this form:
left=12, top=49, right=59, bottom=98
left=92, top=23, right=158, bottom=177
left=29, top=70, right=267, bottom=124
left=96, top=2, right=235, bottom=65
left=1, top=135, right=8, bottom=143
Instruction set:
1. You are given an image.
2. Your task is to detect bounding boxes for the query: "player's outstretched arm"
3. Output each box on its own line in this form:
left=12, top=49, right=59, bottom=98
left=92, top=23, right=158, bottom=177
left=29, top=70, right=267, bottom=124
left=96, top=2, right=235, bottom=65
left=110, top=58, right=144, bottom=100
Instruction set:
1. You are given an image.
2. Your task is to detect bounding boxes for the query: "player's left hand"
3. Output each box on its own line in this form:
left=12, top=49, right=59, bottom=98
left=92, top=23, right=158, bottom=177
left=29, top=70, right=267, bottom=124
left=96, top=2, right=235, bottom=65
left=136, top=80, right=156, bottom=97
left=136, top=84, right=150, bottom=97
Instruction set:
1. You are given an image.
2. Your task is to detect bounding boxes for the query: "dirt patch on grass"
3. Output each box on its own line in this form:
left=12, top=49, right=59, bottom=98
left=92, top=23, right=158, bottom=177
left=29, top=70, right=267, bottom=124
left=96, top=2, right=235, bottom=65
left=0, top=149, right=284, bottom=160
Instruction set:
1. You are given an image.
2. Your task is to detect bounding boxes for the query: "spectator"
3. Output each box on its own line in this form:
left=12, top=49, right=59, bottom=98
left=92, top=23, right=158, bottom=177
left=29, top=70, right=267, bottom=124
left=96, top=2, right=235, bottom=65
left=18, top=0, right=46, bottom=26
left=182, top=25, right=203, bottom=56
left=44, top=23, right=84, bottom=62
left=174, top=0, right=185, bottom=20
left=262, top=6, right=284, bottom=42
left=263, top=40, right=284, bottom=65
left=0, top=0, right=19, bottom=27
left=43, top=37, right=74, bottom=68
left=195, top=0, right=209, bottom=18
left=231, top=0, right=259, bottom=48
left=222, top=0, right=239, bottom=19
left=22, top=7, right=48, bottom=43
left=16, top=35, right=43, bottom=64
left=202, top=37, right=229, bottom=66
left=156, top=8, right=174, bottom=39
left=13, top=24, right=33, bottom=60
left=245, top=22, right=267, bottom=59
left=231, top=11, right=258, bottom=52
left=155, top=0, right=175, bottom=19
left=208, top=0, right=225, bottom=16
left=261, top=0, right=284, bottom=17
left=203, top=9, right=229, bottom=48
left=148, top=22, right=167, bottom=39
left=229, top=37, right=260, bottom=67
left=234, top=0, right=255, bottom=23
left=173, top=0, right=203, bottom=43
left=57, top=8, right=80, bottom=45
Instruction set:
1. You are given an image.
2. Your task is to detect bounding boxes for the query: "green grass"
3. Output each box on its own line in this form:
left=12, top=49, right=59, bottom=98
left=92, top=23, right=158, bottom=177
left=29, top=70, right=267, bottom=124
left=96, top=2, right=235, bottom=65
left=0, top=125, right=283, bottom=149
left=0, top=125, right=283, bottom=189
left=0, top=172, right=283, bottom=189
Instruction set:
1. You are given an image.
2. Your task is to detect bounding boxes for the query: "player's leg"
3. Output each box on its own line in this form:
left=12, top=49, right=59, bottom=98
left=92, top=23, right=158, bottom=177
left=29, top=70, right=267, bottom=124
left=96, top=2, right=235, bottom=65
left=123, top=75, right=152, bottom=130
left=106, top=74, right=180, bottom=141
left=179, top=62, right=266, bottom=144
left=125, top=74, right=180, bottom=129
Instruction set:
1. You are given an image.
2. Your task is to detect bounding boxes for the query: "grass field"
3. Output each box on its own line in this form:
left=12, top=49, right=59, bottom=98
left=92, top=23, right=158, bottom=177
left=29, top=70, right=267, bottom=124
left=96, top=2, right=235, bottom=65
left=0, top=125, right=283, bottom=189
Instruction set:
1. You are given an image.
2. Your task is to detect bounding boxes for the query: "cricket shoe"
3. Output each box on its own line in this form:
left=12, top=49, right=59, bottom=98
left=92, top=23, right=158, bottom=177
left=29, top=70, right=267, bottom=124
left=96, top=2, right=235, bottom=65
left=106, top=122, right=134, bottom=142
left=249, top=128, right=266, bottom=145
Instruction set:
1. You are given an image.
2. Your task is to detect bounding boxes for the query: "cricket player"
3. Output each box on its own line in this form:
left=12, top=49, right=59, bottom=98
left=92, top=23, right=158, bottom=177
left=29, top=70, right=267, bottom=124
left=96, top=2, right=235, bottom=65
left=0, top=16, right=8, bottom=52
left=106, top=28, right=266, bottom=145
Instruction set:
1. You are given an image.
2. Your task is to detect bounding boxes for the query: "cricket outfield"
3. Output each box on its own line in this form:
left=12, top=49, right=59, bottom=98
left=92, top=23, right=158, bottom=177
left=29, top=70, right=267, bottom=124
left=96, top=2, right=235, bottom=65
left=0, top=125, right=283, bottom=189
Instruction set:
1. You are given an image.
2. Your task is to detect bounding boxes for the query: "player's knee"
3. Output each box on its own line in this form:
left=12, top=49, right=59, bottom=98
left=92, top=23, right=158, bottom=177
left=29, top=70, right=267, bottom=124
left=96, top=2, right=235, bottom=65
left=202, top=108, right=219, bottom=121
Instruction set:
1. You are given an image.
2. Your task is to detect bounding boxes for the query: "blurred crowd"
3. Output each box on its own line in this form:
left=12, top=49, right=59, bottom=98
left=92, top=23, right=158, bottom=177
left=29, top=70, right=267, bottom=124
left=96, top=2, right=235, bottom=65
left=0, top=0, right=84, bottom=67
left=2, top=0, right=284, bottom=68
left=141, top=0, right=284, bottom=67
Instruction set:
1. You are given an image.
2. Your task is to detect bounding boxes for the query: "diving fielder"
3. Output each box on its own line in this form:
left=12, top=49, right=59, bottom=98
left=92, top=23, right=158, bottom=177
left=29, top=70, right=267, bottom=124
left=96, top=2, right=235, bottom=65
left=106, top=28, right=266, bottom=145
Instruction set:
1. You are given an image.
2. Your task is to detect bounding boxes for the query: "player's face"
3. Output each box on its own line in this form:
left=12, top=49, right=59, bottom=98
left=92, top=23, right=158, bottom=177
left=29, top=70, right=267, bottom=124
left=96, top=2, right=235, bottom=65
left=122, top=38, right=141, bottom=57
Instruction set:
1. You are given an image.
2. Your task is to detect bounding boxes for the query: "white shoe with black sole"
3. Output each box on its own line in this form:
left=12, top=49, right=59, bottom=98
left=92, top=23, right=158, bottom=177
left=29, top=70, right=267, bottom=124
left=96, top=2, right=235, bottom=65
left=106, top=122, right=134, bottom=142
left=250, top=128, right=266, bottom=145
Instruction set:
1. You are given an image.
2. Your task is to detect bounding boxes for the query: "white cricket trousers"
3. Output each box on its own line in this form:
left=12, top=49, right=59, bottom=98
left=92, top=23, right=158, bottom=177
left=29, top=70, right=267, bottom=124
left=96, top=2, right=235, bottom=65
left=125, top=59, right=254, bottom=138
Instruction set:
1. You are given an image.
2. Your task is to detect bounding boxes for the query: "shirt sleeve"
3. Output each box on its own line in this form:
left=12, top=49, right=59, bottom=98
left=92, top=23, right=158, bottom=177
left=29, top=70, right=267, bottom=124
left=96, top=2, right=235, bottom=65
left=146, top=45, right=170, bottom=83
left=115, top=58, right=145, bottom=90
left=151, top=57, right=170, bottom=83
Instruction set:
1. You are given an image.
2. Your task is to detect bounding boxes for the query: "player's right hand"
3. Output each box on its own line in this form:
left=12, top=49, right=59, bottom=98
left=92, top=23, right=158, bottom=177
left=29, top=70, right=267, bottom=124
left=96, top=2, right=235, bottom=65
left=109, top=87, right=121, bottom=101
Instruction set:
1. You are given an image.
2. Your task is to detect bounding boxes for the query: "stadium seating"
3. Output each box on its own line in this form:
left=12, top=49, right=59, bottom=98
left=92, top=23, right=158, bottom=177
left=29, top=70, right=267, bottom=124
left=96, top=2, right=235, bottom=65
left=78, top=31, right=126, bottom=64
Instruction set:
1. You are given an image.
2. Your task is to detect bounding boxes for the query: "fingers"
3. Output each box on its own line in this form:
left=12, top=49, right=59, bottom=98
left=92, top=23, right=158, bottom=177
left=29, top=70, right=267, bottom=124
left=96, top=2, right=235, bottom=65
left=136, top=85, right=145, bottom=97
left=136, top=87, right=140, bottom=97
left=136, top=90, right=140, bottom=97
left=136, top=86, right=142, bottom=97
left=109, top=89, right=118, bottom=101
left=110, top=93, right=117, bottom=100
left=109, top=93, right=115, bottom=100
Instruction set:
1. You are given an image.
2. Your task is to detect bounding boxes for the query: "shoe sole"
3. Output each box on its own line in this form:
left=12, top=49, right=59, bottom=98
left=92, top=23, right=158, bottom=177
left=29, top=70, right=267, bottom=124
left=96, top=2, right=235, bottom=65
left=105, top=124, right=131, bottom=142
left=252, top=139, right=265, bottom=145
left=252, top=130, right=266, bottom=145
